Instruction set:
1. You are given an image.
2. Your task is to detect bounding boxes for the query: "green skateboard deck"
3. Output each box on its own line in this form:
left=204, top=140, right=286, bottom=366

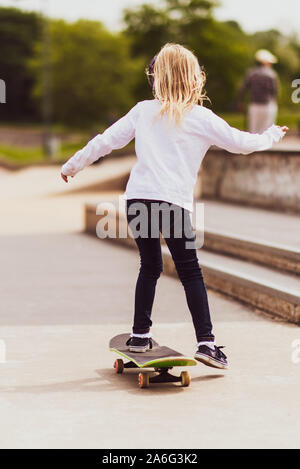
left=109, top=333, right=197, bottom=388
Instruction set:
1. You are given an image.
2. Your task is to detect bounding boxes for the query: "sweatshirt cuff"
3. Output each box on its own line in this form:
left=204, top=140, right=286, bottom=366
left=264, top=124, right=285, bottom=143
left=61, top=162, right=76, bottom=177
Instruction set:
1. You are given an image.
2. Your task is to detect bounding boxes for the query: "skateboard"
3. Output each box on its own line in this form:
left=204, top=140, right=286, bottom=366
left=109, top=333, right=197, bottom=388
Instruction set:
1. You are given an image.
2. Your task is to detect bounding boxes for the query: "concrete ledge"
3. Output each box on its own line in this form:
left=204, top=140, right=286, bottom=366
left=85, top=202, right=300, bottom=325
left=204, top=229, right=300, bottom=275
left=202, top=148, right=300, bottom=213
left=162, top=246, right=300, bottom=324
left=87, top=201, right=300, bottom=275
left=55, top=156, right=135, bottom=197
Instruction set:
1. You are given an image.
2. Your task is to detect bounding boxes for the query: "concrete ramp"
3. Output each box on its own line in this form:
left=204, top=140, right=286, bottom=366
left=0, top=155, right=135, bottom=200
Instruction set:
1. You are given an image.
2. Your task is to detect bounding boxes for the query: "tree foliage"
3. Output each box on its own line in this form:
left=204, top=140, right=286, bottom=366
left=0, top=7, right=41, bottom=121
left=30, top=19, right=142, bottom=128
left=1, top=2, right=299, bottom=127
left=123, top=0, right=300, bottom=110
left=123, top=0, right=252, bottom=109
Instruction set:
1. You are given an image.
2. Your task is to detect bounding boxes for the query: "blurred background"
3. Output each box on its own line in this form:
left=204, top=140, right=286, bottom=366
left=0, top=0, right=300, bottom=164
left=1, top=2, right=300, bottom=449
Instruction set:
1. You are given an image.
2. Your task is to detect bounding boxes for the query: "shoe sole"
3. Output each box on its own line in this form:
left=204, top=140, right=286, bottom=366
left=195, top=353, right=228, bottom=370
left=128, top=345, right=150, bottom=353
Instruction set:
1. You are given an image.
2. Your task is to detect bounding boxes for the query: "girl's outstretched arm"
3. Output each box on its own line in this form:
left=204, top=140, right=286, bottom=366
left=61, top=103, right=140, bottom=181
left=204, top=109, right=287, bottom=155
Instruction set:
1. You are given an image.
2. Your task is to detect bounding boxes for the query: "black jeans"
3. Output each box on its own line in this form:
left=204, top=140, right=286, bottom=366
left=126, top=199, right=214, bottom=343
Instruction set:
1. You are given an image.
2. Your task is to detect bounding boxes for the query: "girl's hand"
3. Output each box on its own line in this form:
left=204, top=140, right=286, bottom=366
left=61, top=172, right=68, bottom=183
left=280, top=126, right=289, bottom=134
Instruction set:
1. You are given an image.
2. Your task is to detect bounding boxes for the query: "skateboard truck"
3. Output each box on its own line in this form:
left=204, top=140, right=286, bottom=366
left=149, top=368, right=182, bottom=384
left=114, top=359, right=191, bottom=388
left=124, top=362, right=182, bottom=383
left=123, top=361, right=138, bottom=369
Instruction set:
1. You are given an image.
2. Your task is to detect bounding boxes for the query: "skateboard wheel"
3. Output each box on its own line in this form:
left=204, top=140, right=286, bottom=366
left=114, top=359, right=124, bottom=374
left=138, top=372, right=149, bottom=389
left=180, top=371, right=191, bottom=387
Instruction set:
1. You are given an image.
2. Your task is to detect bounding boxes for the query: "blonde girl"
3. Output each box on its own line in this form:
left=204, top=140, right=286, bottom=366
left=61, top=43, right=287, bottom=369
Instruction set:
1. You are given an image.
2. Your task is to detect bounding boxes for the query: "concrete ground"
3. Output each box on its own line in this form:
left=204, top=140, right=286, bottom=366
left=203, top=199, right=300, bottom=248
left=1, top=166, right=300, bottom=449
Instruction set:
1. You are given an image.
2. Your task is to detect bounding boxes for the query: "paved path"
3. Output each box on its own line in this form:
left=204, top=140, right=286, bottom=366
left=1, top=233, right=300, bottom=449
left=1, top=166, right=300, bottom=449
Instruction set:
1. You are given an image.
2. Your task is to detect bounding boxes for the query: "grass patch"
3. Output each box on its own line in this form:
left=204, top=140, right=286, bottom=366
left=0, top=144, right=44, bottom=165
left=0, top=141, right=87, bottom=166
left=0, top=139, right=134, bottom=166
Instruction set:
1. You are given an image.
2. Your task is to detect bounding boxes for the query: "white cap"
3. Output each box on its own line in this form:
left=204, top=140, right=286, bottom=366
left=255, top=49, right=278, bottom=64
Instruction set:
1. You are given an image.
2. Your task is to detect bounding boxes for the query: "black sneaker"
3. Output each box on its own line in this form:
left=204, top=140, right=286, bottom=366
left=126, top=336, right=153, bottom=353
left=195, top=345, right=228, bottom=369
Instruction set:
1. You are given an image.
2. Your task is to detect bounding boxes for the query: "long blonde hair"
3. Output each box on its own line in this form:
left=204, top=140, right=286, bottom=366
left=148, top=43, right=207, bottom=124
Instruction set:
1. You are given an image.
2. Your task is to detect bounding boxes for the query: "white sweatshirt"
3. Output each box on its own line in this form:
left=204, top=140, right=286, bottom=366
left=61, top=99, right=285, bottom=212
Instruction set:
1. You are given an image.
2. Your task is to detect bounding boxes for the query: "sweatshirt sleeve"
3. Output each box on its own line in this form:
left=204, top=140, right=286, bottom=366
left=61, top=103, right=140, bottom=177
left=204, top=109, right=285, bottom=155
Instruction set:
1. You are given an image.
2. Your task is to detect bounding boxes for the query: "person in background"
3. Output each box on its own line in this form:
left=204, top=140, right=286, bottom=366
left=238, top=49, right=279, bottom=134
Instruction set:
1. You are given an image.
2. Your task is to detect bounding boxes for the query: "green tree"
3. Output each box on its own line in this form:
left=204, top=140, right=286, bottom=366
left=185, top=19, right=253, bottom=109
left=0, top=7, right=41, bottom=122
left=123, top=0, right=252, bottom=110
left=31, top=19, right=142, bottom=128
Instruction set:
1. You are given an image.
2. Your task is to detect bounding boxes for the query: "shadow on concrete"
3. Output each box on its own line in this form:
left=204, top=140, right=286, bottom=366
left=0, top=368, right=225, bottom=396
left=191, top=374, right=225, bottom=383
